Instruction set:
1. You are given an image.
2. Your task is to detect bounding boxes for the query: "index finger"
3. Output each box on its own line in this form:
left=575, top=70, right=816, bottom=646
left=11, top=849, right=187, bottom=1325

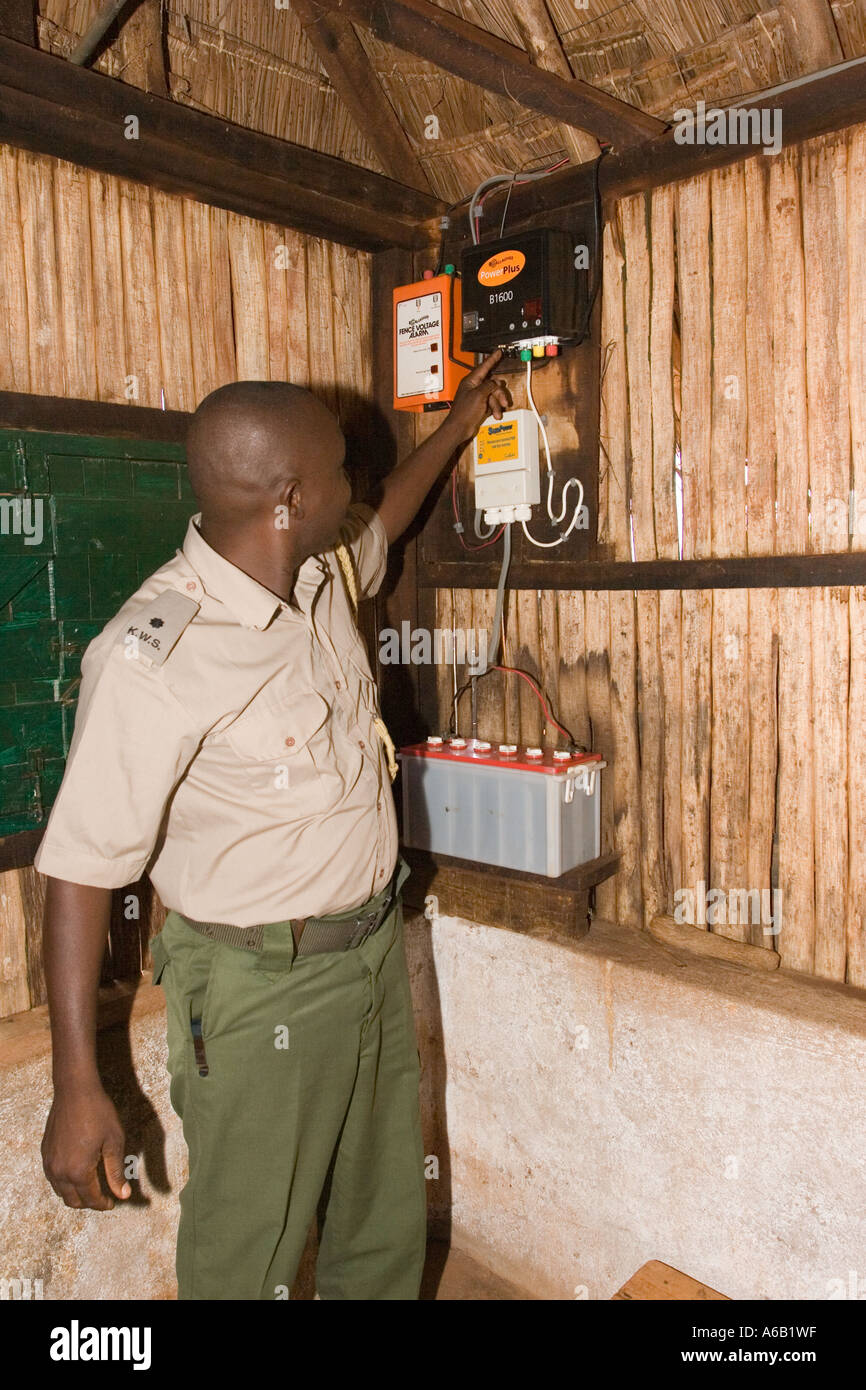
left=465, top=349, right=503, bottom=386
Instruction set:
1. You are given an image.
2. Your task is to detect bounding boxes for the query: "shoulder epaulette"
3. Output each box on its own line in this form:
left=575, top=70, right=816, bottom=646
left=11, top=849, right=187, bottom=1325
left=116, top=588, right=200, bottom=668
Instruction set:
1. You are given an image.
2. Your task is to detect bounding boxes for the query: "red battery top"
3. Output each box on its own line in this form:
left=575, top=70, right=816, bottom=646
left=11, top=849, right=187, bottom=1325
left=398, top=739, right=604, bottom=776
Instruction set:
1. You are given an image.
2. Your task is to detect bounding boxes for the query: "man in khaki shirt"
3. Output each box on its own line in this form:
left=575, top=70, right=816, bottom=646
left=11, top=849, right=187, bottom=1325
left=38, top=357, right=507, bottom=1300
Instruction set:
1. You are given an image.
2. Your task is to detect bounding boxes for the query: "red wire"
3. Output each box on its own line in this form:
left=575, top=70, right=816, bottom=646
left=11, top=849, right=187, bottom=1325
left=451, top=469, right=505, bottom=549
left=491, top=664, right=573, bottom=744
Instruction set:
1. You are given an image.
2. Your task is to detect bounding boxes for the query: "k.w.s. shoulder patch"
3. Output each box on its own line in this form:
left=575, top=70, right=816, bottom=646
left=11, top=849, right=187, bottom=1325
left=117, top=588, right=200, bottom=668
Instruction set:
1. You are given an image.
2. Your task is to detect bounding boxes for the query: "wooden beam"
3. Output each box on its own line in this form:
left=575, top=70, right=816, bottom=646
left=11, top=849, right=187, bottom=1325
left=777, top=0, right=843, bottom=74
left=648, top=915, right=781, bottom=972
left=0, top=0, right=35, bottom=44
left=291, top=0, right=431, bottom=191
left=118, top=0, right=169, bottom=97
left=477, top=56, right=866, bottom=227
left=0, top=37, right=441, bottom=250
left=0, top=390, right=190, bottom=442
left=0, top=828, right=42, bottom=875
left=512, top=0, right=600, bottom=163
left=401, top=846, right=620, bottom=938
left=420, top=551, right=866, bottom=592
left=321, top=0, right=663, bottom=149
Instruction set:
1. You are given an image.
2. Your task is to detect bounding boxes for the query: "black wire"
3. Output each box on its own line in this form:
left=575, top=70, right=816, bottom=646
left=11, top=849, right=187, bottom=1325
left=575, top=152, right=605, bottom=345
left=449, top=667, right=581, bottom=749
left=434, top=231, right=446, bottom=277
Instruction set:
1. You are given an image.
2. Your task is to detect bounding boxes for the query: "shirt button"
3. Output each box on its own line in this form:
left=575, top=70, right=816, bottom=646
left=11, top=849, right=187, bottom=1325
left=359, top=740, right=365, bottom=750
left=335, top=681, right=342, bottom=690
left=378, top=869, right=384, bottom=878
left=285, top=736, right=295, bottom=747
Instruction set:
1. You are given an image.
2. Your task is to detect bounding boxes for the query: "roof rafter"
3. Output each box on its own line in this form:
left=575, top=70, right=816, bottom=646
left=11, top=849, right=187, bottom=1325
left=777, top=0, right=843, bottom=73
left=291, top=0, right=432, bottom=191
left=318, top=0, right=665, bottom=150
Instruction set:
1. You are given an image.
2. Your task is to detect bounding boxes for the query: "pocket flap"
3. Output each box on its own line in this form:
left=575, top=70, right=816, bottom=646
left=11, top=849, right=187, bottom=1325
left=227, top=688, right=330, bottom=761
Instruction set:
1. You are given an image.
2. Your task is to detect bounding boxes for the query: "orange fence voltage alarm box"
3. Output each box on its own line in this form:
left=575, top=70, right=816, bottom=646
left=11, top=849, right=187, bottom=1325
left=392, top=269, right=473, bottom=412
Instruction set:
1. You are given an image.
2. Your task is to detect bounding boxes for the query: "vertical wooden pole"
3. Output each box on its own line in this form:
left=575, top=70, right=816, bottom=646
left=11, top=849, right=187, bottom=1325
left=771, top=148, right=814, bottom=974
left=708, top=163, right=750, bottom=942
left=847, top=124, right=866, bottom=987
left=802, top=135, right=850, bottom=982
left=743, top=158, right=778, bottom=951
left=676, top=175, right=713, bottom=927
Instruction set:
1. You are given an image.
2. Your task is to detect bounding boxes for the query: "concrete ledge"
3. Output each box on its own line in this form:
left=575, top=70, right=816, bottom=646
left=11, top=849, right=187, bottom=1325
left=405, top=910, right=866, bottom=1301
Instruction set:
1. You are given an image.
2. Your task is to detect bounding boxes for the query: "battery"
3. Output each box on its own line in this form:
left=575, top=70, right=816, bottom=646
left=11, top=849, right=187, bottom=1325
left=398, top=740, right=606, bottom=878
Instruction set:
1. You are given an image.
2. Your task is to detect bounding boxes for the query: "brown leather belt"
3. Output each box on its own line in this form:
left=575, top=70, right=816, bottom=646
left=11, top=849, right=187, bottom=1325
left=177, top=872, right=398, bottom=959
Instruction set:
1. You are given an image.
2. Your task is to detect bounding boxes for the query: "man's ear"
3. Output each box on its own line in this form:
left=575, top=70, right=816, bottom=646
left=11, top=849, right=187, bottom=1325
left=278, top=477, right=304, bottom=522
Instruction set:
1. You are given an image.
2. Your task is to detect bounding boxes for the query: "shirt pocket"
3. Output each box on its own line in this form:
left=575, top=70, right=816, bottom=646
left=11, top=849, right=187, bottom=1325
left=225, top=687, right=346, bottom=814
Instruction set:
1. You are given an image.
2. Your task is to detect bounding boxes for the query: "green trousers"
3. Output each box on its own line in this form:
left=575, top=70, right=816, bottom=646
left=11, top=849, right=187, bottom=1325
left=149, top=858, right=427, bottom=1300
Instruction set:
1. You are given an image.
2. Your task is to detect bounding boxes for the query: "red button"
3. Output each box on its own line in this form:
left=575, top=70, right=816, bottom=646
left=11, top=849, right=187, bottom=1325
left=285, top=737, right=295, bottom=747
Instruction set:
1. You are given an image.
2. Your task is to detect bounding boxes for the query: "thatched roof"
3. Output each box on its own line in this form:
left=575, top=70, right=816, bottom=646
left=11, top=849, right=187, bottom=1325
left=35, top=0, right=866, bottom=202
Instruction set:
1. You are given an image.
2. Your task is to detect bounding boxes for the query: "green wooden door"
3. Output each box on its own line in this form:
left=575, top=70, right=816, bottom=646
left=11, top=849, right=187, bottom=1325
left=0, top=429, right=193, bottom=837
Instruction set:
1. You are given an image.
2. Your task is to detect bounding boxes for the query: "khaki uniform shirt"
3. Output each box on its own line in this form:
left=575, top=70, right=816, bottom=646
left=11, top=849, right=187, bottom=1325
left=34, top=505, right=398, bottom=925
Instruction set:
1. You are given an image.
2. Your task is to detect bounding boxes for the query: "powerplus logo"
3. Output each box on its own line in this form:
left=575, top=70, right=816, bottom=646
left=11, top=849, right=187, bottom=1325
left=49, top=1321, right=152, bottom=1371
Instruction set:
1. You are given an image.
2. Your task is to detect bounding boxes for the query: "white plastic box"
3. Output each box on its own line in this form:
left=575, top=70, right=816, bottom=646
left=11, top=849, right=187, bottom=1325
left=398, top=740, right=606, bottom=878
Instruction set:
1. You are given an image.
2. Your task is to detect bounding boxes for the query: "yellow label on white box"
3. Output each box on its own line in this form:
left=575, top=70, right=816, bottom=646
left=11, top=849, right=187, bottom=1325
left=476, top=419, right=519, bottom=466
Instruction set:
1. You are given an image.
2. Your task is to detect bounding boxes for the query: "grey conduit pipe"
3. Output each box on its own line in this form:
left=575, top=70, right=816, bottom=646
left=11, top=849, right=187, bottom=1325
left=69, top=0, right=136, bottom=66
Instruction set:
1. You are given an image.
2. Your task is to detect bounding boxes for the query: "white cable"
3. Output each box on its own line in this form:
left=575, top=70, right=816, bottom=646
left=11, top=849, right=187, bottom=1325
left=468, top=174, right=515, bottom=245
left=525, top=357, right=553, bottom=473
left=468, top=162, right=571, bottom=245
left=523, top=359, right=585, bottom=547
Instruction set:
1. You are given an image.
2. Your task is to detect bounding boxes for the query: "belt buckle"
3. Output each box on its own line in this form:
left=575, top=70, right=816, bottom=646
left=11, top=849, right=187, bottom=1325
left=347, top=899, right=389, bottom=950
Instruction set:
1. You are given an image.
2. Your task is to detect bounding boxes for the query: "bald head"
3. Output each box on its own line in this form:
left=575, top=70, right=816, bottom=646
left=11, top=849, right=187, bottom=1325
left=186, top=380, right=345, bottom=523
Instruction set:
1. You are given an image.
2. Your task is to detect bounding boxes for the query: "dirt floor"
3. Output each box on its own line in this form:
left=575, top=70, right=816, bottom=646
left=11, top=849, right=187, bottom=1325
left=422, top=1238, right=535, bottom=1300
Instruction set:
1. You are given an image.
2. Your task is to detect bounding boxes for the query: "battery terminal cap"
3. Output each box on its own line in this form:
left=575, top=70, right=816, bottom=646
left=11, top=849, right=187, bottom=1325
left=427, top=735, right=444, bottom=745
left=449, top=737, right=467, bottom=749
left=499, top=744, right=517, bottom=755
left=474, top=740, right=492, bottom=753
left=526, top=747, right=543, bottom=758
left=553, top=749, right=572, bottom=761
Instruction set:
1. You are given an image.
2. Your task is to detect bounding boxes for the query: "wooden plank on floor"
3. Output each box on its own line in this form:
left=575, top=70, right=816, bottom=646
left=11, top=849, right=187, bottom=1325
left=613, top=1260, right=729, bottom=1301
